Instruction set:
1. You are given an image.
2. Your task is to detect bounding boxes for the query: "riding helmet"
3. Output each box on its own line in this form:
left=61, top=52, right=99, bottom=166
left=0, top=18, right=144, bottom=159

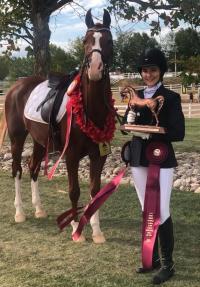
left=138, top=48, right=168, bottom=76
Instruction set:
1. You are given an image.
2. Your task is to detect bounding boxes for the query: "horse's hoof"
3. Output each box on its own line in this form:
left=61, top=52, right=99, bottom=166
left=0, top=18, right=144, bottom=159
left=92, top=233, right=106, bottom=244
left=35, top=210, right=47, bottom=218
left=15, top=213, right=26, bottom=223
left=73, top=234, right=86, bottom=243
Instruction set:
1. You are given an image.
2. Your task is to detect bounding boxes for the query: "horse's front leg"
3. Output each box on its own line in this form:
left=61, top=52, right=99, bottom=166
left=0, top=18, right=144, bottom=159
left=89, top=154, right=107, bottom=244
left=65, top=152, right=86, bottom=242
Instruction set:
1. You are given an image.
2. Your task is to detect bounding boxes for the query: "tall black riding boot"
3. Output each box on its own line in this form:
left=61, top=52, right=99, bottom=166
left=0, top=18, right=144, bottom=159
left=152, top=216, right=175, bottom=284
left=136, top=232, right=161, bottom=273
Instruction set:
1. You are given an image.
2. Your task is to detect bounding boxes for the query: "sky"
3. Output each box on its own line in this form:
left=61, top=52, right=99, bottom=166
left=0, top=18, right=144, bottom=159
left=49, top=0, right=171, bottom=51
left=2, top=0, right=184, bottom=57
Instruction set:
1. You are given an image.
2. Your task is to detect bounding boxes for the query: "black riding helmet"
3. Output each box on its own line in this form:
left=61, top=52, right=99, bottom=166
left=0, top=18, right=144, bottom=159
left=138, top=48, right=168, bottom=79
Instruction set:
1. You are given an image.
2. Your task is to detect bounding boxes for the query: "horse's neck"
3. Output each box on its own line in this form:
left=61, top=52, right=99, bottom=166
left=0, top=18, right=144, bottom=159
left=81, top=74, right=110, bottom=127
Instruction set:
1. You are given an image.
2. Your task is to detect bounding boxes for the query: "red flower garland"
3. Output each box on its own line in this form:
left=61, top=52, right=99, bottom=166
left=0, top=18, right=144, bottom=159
left=69, top=85, right=116, bottom=144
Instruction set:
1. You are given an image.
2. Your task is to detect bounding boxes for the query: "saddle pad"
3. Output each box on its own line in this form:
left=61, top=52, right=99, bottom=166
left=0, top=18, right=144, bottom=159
left=24, top=80, right=69, bottom=124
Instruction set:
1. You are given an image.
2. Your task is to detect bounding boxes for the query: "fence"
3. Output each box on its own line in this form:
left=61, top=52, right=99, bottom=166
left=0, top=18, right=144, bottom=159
left=1, top=94, right=200, bottom=118
left=111, top=84, right=200, bottom=103
left=115, top=103, right=200, bottom=118
left=1, top=83, right=200, bottom=118
left=110, top=71, right=182, bottom=80
left=0, top=95, right=5, bottom=112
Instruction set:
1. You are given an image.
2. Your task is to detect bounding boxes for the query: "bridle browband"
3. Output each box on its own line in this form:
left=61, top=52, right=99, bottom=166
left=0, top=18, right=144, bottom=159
left=87, top=28, right=111, bottom=32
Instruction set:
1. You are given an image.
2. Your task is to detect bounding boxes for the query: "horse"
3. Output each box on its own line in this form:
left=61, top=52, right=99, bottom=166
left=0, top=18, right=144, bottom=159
left=120, top=86, right=164, bottom=126
left=5, top=9, right=115, bottom=244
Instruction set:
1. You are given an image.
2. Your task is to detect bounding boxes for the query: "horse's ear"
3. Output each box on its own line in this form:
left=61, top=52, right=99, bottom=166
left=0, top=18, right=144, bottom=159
left=103, top=9, right=111, bottom=28
left=85, top=9, right=94, bottom=28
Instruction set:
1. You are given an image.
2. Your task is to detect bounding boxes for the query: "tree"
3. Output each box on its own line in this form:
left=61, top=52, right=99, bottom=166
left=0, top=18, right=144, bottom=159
left=175, top=28, right=200, bottom=60
left=5, top=41, right=83, bottom=80
left=50, top=44, right=79, bottom=74
left=0, top=0, right=74, bottom=76
left=107, top=0, right=200, bottom=35
left=68, top=37, right=84, bottom=68
left=161, top=28, right=200, bottom=72
left=183, top=56, right=200, bottom=76
left=0, top=56, right=9, bottom=80
left=112, top=32, right=158, bottom=72
left=8, top=57, right=34, bottom=80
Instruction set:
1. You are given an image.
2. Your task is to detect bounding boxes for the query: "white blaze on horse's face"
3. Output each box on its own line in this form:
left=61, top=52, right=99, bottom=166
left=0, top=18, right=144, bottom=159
left=88, top=32, right=103, bottom=81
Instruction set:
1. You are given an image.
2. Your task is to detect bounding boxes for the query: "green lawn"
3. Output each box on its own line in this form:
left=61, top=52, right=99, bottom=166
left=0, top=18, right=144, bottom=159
left=112, top=118, right=200, bottom=153
left=0, top=172, right=199, bottom=287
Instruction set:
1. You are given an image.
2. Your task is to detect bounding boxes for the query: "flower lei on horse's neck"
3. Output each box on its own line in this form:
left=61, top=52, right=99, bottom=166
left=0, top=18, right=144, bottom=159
left=68, top=74, right=116, bottom=144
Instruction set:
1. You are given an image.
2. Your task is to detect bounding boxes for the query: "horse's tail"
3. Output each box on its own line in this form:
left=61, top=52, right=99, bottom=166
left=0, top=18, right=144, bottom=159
left=0, top=109, right=7, bottom=151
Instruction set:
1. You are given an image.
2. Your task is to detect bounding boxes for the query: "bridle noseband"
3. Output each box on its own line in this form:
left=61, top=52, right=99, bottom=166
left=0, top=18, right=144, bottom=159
left=82, top=28, right=112, bottom=78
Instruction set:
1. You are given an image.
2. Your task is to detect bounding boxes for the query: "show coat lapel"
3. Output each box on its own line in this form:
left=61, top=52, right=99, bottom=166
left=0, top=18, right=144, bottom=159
left=152, top=84, right=165, bottom=99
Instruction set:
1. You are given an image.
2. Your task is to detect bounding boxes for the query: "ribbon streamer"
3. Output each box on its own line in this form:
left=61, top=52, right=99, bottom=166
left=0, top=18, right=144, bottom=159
left=142, top=142, right=168, bottom=269
left=47, top=99, right=73, bottom=180
left=57, top=167, right=127, bottom=240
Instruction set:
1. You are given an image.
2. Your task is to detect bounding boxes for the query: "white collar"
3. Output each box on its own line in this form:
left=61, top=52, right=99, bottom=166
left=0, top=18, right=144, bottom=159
left=144, top=82, right=162, bottom=98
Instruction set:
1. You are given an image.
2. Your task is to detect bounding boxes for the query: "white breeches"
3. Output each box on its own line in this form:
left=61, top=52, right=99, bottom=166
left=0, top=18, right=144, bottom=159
left=131, top=167, right=174, bottom=224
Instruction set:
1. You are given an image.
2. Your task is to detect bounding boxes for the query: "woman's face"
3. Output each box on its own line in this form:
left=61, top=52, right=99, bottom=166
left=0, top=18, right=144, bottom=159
left=141, top=66, right=161, bottom=87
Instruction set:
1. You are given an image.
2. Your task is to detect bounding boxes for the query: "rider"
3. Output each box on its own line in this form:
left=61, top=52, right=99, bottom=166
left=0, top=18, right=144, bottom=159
left=123, top=48, right=185, bottom=284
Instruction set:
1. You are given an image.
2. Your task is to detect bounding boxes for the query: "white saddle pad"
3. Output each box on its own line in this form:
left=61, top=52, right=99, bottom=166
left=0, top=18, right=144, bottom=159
left=24, top=80, right=69, bottom=124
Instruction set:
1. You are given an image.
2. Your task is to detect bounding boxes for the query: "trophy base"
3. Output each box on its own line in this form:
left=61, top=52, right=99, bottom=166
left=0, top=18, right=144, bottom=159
left=119, top=124, right=166, bottom=134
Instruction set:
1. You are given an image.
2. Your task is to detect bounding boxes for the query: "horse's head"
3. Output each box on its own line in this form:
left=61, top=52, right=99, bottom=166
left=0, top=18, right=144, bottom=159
left=83, top=9, right=113, bottom=81
left=120, top=86, right=138, bottom=104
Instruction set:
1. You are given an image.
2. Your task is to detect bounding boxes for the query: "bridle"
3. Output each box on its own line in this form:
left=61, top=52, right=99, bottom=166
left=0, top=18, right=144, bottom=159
left=80, top=26, right=124, bottom=129
left=81, top=27, right=112, bottom=79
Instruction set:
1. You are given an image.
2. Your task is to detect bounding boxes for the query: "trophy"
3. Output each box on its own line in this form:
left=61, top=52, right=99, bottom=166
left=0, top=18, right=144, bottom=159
left=119, top=86, right=166, bottom=134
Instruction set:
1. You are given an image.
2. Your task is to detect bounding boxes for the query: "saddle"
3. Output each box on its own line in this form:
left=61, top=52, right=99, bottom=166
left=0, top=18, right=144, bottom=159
left=37, top=70, right=78, bottom=124
left=36, top=70, right=79, bottom=150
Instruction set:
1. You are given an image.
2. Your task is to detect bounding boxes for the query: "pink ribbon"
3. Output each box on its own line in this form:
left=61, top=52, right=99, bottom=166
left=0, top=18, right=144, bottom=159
left=142, top=142, right=168, bottom=269
left=57, top=167, right=127, bottom=240
left=47, top=99, right=72, bottom=180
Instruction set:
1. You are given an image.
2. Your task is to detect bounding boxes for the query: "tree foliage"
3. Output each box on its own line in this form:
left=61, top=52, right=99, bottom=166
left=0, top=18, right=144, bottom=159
left=0, top=0, right=74, bottom=76
left=112, top=32, right=158, bottom=72
left=5, top=42, right=83, bottom=80
left=161, top=28, right=200, bottom=73
left=175, top=28, right=200, bottom=60
left=0, top=56, right=9, bottom=80
left=1, top=1, right=199, bottom=77
left=8, top=57, right=34, bottom=79
left=68, top=37, right=84, bottom=68
left=107, top=0, right=200, bottom=35
left=50, top=44, right=79, bottom=74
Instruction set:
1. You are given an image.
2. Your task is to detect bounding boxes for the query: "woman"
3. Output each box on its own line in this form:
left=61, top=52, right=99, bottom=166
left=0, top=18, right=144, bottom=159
left=124, top=48, right=185, bottom=284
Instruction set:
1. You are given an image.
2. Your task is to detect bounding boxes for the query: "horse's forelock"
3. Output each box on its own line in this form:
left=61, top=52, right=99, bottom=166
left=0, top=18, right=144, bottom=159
left=94, top=23, right=103, bottom=28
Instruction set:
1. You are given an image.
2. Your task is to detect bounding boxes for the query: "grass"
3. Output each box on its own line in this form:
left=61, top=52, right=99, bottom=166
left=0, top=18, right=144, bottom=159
left=112, top=118, right=200, bottom=153
left=0, top=111, right=199, bottom=286
left=0, top=172, right=200, bottom=287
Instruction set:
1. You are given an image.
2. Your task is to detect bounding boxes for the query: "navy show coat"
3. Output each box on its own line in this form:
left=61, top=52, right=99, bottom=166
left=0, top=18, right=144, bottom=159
left=123, top=84, right=185, bottom=168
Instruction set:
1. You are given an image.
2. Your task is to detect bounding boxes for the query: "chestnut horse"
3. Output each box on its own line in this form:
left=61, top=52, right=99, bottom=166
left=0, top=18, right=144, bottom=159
left=5, top=9, right=114, bottom=243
